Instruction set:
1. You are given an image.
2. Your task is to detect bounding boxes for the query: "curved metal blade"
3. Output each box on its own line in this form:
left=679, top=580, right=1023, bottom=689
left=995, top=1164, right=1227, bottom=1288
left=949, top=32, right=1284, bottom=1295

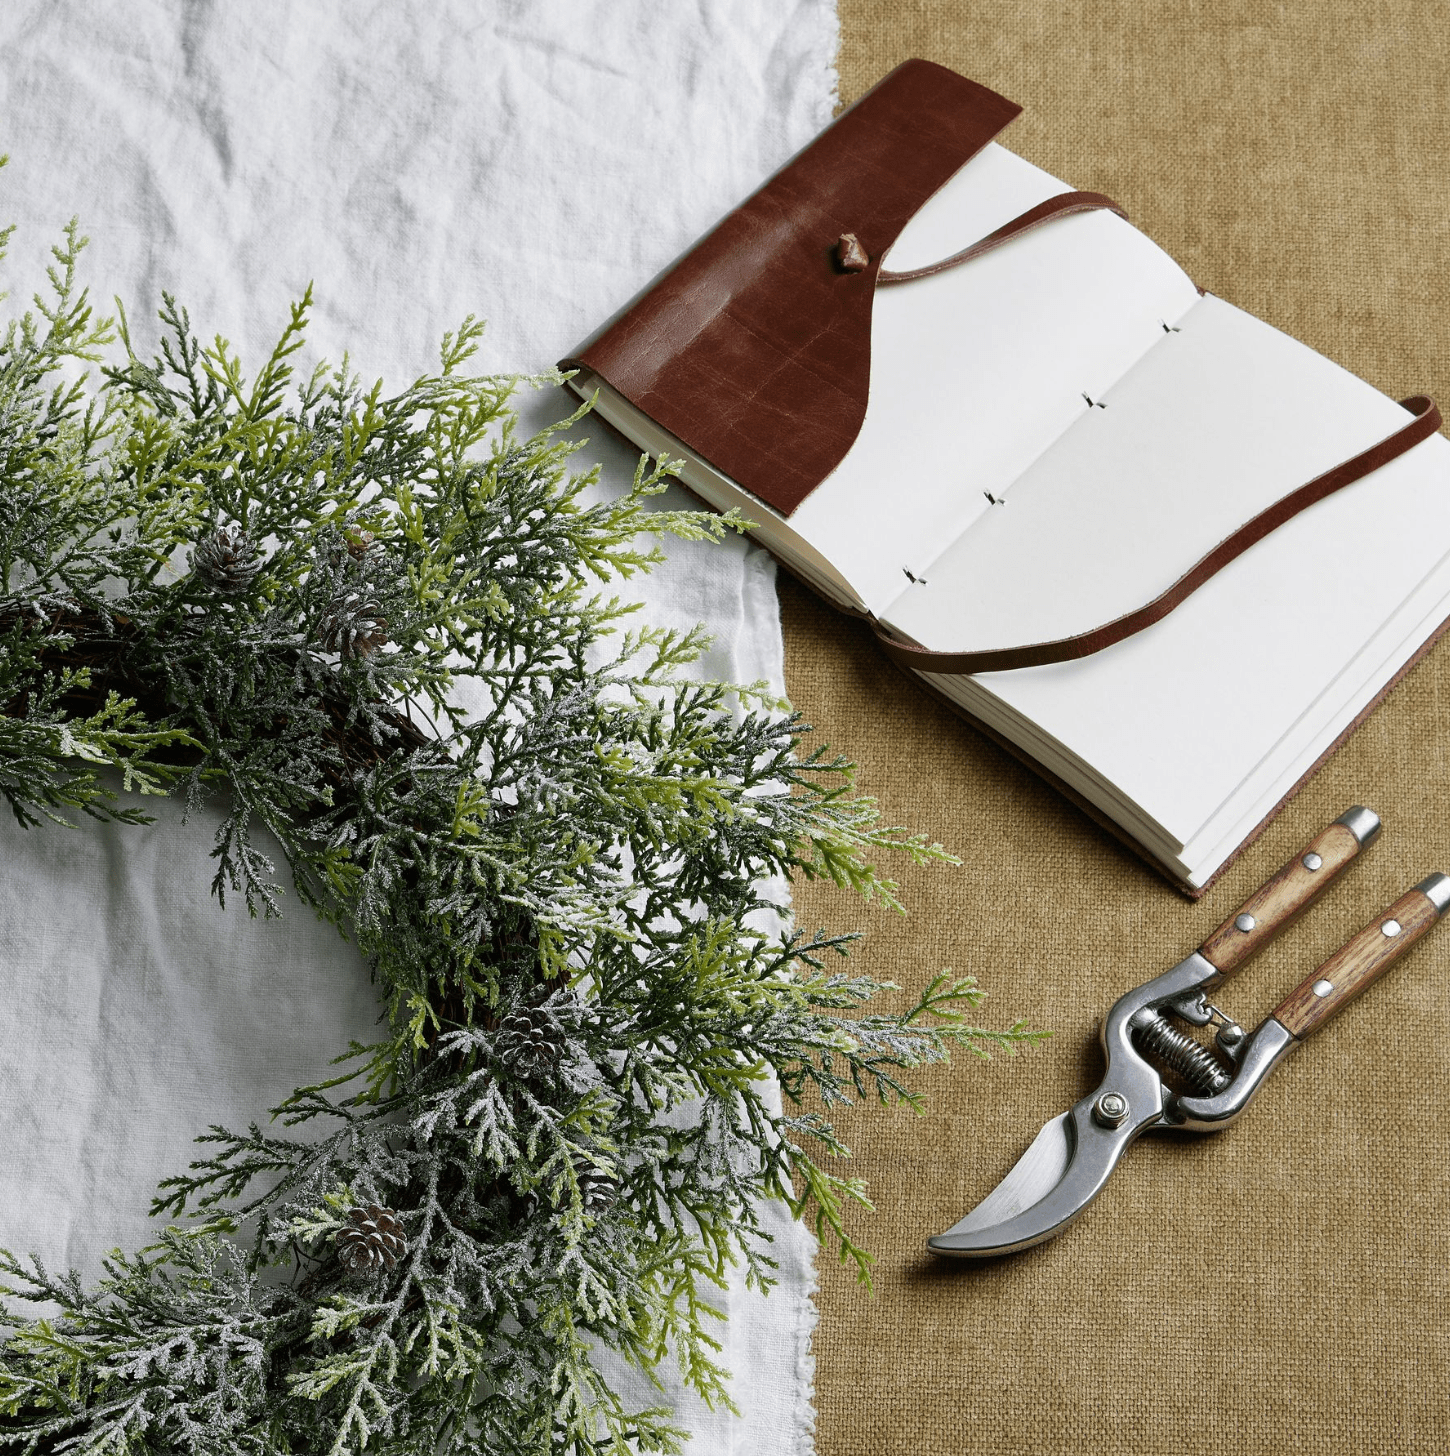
left=933, top=1112, right=1074, bottom=1241
left=928, top=1096, right=1152, bottom=1258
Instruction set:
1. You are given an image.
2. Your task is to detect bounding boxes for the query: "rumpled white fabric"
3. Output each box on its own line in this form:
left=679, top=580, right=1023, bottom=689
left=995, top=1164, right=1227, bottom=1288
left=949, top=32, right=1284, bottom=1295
left=0, top=5, right=837, bottom=1451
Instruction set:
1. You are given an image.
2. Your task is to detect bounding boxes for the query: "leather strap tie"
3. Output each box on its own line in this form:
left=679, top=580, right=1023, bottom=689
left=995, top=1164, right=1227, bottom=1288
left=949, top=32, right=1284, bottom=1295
left=876, top=191, right=1128, bottom=284
left=874, top=394, right=1443, bottom=676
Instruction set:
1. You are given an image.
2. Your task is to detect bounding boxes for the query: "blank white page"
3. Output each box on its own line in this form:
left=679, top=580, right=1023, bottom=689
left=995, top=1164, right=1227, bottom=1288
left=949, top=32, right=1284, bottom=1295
left=788, top=142, right=1201, bottom=616
left=883, top=294, right=1428, bottom=648
left=1177, top=550, right=1450, bottom=879
left=936, top=427, right=1450, bottom=846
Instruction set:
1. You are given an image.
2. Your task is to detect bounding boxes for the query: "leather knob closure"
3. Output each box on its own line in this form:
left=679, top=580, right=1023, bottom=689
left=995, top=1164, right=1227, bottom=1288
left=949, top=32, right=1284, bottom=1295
left=835, top=233, right=869, bottom=273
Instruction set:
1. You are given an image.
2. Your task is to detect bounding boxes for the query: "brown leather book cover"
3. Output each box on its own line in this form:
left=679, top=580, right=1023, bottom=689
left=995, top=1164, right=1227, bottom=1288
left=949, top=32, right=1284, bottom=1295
left=560, top=59, right=1020, bottom=517
left=561, top=59, right=1449, bottom=899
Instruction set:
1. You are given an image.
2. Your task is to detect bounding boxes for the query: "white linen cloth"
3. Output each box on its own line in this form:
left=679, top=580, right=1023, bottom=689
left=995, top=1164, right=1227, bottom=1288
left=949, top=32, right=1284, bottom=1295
left=0, top=4, right=837, bottom=1451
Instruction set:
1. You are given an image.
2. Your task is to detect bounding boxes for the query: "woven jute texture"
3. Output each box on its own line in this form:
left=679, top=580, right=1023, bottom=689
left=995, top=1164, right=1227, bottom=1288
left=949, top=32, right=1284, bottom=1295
left=791, top=5, right=1450, bottom=1453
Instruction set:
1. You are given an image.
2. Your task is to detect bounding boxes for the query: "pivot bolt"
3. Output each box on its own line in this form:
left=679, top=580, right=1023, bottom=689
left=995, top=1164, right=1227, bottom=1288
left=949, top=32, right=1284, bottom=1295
left=1094, top=1091, right=1130, bottom=1128
left=1215, top=1021, right=1247, bottom=1055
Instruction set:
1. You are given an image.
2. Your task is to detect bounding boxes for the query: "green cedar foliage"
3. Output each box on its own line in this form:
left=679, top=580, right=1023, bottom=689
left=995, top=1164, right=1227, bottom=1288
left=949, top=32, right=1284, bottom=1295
left=0, top=216, right=1042, bottom=1455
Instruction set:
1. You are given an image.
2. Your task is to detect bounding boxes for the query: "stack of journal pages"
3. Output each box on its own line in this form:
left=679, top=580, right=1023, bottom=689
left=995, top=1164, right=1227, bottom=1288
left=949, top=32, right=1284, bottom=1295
left=563, top=60, right=1450, bottom=894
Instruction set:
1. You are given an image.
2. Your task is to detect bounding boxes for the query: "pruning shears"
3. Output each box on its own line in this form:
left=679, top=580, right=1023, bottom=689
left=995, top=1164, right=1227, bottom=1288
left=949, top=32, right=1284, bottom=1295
left=929, top=807, right=1448, bottom=1258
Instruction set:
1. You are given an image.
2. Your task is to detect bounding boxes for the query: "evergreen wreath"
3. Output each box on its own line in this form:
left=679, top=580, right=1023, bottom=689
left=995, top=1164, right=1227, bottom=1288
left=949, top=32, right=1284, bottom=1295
left=0, top=216, right=1039, bottom=1454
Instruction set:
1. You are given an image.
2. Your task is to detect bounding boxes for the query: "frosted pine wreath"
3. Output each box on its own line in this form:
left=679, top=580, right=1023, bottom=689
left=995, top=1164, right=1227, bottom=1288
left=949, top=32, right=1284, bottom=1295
left=0, top=223, right=1037, bottom=1455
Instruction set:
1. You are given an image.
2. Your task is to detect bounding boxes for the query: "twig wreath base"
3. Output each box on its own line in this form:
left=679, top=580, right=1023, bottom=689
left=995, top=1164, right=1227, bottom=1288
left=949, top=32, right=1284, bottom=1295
left=0, top=218, right=1040, bottom=1455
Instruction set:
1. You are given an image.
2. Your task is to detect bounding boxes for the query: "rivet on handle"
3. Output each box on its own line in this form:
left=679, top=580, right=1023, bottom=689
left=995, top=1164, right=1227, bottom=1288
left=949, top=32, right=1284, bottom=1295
left=1274, top=877, right=1445, bottom=1039
left=1199, top=809, right=1379, bottom=978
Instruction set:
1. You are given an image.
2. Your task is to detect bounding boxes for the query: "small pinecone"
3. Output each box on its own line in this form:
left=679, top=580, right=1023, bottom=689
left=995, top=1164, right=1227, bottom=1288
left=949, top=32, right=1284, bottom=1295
left=495, top=1004, right=566, bottom=1080
left=318, top=590, right=389, bottom=659
left=576, top=1163, right=619, bottom=1214
left=336, top=1204, right=407, bottom=1275
left=344, top=528, right=375, bottom=559
left=193, top=525, right=262, bottom=595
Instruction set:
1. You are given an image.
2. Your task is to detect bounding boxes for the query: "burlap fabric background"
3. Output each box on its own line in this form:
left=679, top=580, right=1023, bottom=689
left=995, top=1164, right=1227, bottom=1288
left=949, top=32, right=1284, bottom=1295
left=794, top=4, right=1450, bottom=1453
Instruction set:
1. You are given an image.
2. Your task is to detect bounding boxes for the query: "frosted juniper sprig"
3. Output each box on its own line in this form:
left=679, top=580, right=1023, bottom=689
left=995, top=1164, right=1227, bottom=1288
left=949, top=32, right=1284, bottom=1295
left=0, top=217, right=1043, bottom=1456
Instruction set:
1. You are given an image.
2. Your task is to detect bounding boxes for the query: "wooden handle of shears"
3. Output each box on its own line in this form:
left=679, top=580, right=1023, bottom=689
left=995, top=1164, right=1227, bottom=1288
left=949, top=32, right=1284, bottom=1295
left=1273, top=877, right=1448, bottom=1038
left=1199, top=808, right=1380, bottom=977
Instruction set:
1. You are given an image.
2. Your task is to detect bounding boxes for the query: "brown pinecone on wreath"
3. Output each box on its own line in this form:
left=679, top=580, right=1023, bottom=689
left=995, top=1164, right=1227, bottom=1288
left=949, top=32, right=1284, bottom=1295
left=495, top=1003, right=566, bottom=1081
left=192, top=524, right=262, bottom=595
left=317, top=589, right=389, bottom=659
left=336, top=1204, right=407, bottom=1275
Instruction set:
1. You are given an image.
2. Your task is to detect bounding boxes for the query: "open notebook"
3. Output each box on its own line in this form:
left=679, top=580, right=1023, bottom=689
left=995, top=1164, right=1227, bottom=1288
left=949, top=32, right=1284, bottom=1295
left=563, top=61, right=1450, bottom=893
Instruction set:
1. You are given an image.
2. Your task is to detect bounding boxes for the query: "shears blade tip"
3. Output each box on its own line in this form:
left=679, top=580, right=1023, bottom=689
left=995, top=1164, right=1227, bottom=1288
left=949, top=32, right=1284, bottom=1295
left=929, top=1097, right=1144, bottom=1257
left=928, top=1111, right=1074, bottom=1257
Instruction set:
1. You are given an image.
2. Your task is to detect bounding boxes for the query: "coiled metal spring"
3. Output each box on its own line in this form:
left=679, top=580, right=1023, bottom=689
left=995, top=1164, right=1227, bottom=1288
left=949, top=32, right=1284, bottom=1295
left=1130, top=1008, right=1232, bottom=1095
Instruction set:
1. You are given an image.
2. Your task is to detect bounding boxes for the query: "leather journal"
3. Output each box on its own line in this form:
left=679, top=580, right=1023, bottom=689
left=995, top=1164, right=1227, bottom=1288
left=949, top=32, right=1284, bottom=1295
left=560, top=58, right=1450, bottom=895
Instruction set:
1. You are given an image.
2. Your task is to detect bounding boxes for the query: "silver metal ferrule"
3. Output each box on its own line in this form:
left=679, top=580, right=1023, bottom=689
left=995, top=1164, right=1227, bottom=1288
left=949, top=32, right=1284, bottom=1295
left=1161, top=1018, right=1298, bottom=1132
left=1334, top=805, right=1381, bottom=846
left=1414, top=873, right=1450, bottom=915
